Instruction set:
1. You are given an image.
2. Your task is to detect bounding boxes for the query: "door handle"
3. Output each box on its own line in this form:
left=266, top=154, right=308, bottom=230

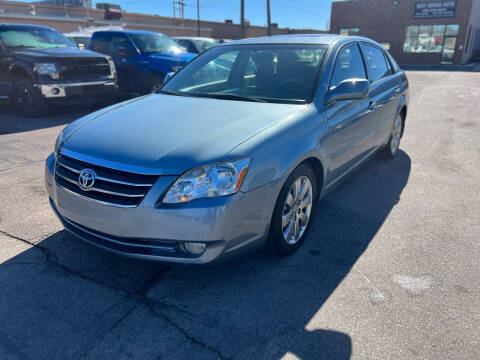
left=394, top=87, right=401, bottom=95
left=369, top=100, right=378, bottom=110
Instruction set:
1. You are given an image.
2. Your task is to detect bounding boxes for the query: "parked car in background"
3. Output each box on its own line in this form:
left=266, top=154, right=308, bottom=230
left=89, top=30, right=196, bottom=94
left=64, top=32, right=91, bottom=50
left=172, top=37, right=220, bottom=54
left=0, top=23, right=117, bottom=117
left=46, top=34, right=408, bottom=264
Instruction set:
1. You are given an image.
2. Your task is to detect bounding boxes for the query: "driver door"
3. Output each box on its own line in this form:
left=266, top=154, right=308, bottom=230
left=109, top=34, right=140, bottom=93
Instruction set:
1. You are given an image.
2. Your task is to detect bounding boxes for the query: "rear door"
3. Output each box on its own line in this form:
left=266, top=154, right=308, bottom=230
left=360, top=44, right=401, bottom=148
left=325, top=42, right=377, bottom=181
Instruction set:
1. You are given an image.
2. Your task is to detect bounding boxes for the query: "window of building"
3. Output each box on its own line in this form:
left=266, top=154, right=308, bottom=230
left=360, top=44, right=390, bottom=82
left=330, top=44, right=366, bottom=88
left=339, top=28, right=360, bottom=36
left=404, top=24, right=459, bottom=53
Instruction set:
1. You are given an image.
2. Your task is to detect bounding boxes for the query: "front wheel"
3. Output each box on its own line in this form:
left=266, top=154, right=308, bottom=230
left=14, top=79, right=47, bottom=117
left=268, top=164, right=317, bottom=256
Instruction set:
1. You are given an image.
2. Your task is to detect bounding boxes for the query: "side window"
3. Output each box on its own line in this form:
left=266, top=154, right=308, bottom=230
left=330, top=43, right=367, bottom=88
left=360, top=44, right=390, bottom=81
left=90, top=33, right=109, bottom=54
left=178, top=40, right=197, bottom=54
left=111, top=34, right=136, bottom=56
left=385, top=50, right=400, bottom=72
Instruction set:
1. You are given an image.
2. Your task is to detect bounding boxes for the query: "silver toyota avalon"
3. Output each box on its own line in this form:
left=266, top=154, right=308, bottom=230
left=45, top=34, right=408, bottom=264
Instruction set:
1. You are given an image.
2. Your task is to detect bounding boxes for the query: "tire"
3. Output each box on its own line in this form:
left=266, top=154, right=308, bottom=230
left=382, top=112, right=403, bottom=158
left=14, top=79, right=47, bottom=117
left=268, top=164, right=318, bottom=256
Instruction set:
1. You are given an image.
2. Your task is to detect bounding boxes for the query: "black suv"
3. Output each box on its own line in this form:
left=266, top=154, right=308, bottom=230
left=0, top=24, right=117, bottom=117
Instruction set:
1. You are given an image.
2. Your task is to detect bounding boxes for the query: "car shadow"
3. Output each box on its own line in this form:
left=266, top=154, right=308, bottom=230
left=0, top=151, right=411, bottom=359
left=0, top=96, right=131, bottom=135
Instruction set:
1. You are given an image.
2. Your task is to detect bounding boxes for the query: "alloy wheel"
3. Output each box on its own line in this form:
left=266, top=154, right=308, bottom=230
left=282, top=176, right=313, bottom=244
left=17, top=86, right=33, bottom=114
left=390, top=114, right=402, bottom=154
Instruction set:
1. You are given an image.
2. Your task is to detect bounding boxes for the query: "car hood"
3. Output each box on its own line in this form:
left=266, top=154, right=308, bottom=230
left=61, top=94, right=306, bottom=175
left=14, top=47, right=106, bottom=59
left=148, top=52, right=196, bottom=63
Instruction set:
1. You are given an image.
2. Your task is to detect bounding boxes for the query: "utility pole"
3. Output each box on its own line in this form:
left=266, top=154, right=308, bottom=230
left=196, top=0, right=201, bottom=36
left=240, top=0, right=245, bottom=38
left=173, top=0, right=185, bottom=24
left=266, top=0, right=271, bottom=36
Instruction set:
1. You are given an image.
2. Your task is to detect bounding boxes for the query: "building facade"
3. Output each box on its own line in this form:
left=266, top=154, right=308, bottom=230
left=330, top=0, right=480, bottom=65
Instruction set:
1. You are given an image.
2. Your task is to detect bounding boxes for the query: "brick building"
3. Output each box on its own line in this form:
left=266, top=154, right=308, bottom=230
left=0, top=0, right=325, bottom=40
left=330, top=0, right=480, bottom=65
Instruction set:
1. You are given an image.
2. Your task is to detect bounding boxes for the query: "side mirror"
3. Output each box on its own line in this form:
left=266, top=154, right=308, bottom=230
left=326, top=78, right=369, bottom=104
left=163, top=72, right=175, bottom=84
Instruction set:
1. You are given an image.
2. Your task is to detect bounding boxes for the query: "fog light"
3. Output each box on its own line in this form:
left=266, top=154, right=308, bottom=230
left=51, top=87, right=60, bottom=95
left=184, top=242, right=206, bottom=255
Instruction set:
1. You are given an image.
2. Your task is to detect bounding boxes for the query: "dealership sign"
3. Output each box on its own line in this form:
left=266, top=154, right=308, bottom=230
left=414, top=1, right=457, bottom=19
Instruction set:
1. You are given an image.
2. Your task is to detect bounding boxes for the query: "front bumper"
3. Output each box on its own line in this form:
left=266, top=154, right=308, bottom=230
left=45, top=153, right=281, bottom=263
left=36, top=80, right=117, bottom=99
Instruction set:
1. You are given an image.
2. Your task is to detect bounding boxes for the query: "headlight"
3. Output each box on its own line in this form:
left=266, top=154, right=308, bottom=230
left=163, top=157, right=250, bottom=204
left=35, top=63, right=59, bottom=79
left=108, top=59, right=116, bottom=76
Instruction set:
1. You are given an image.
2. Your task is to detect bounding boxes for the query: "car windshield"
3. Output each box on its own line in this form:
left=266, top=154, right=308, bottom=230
left=128, top=33, right=185, bottom=54
left=162, top=44, right=328, bottom=104
left=193, top=39, right=220, bottom=52
left=0, top=27, right=75, bottom=49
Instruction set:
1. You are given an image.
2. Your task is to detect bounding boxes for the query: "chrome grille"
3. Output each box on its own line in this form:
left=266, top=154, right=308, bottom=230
left=55, top=154, right=159, bottom=207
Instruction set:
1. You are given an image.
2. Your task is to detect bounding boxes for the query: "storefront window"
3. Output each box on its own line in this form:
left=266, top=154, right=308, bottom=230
left=339, top=28, right=360, bottom=36
left=446, top=24, right=459, bottom=36
left=404, top=24, right=458, bottom=53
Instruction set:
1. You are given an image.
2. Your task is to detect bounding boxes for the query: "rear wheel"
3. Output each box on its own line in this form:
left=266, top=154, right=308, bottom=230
left=383, top=113, right=403, bottom=158
left=14, top=79, right=47, bottom=117
left=268, top=164, right=317, bottom=256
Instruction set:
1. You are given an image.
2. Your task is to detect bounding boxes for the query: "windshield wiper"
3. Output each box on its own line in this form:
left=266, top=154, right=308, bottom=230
left=199, top=92, right=267, bottom=103
left=158, top=89, right=187, bottom=96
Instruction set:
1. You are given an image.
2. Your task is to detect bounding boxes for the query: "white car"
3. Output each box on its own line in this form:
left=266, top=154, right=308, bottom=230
left=172, top=37, right=220, bottom=54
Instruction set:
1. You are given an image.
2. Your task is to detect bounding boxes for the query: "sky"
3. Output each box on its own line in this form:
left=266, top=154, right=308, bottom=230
left=13, top=0, right=332, bottom=30
left=117, top=0, right=332, bottom=30
left=109, top=0, right=333, bottom=30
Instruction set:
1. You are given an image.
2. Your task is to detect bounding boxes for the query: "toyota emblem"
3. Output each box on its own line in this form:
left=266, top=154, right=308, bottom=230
left=78, top=169, right=96, bottom=190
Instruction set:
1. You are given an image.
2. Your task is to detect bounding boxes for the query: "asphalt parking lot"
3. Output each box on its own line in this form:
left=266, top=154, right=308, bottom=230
left=1, top=70, right=479, bottom=360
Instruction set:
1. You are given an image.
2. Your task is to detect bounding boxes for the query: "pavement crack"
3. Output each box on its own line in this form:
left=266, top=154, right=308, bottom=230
left=0, top=230, right=129, bottom=294
left=135, top=266, right=171, bottom=297
left=1, top=230, right=227, bottom=358
left=145, top=298, right=231, bottom=360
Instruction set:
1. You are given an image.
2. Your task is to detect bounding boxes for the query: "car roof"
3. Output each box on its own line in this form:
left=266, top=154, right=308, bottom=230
left=64, top=32, right=92, bottom=37
left=221, top=34, right=378, bottom=47
left=0, top=23, right=56, bottom=31
left=172, top=37, right=217, bottom=41
left=92, top=29, right=165, bottom=36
